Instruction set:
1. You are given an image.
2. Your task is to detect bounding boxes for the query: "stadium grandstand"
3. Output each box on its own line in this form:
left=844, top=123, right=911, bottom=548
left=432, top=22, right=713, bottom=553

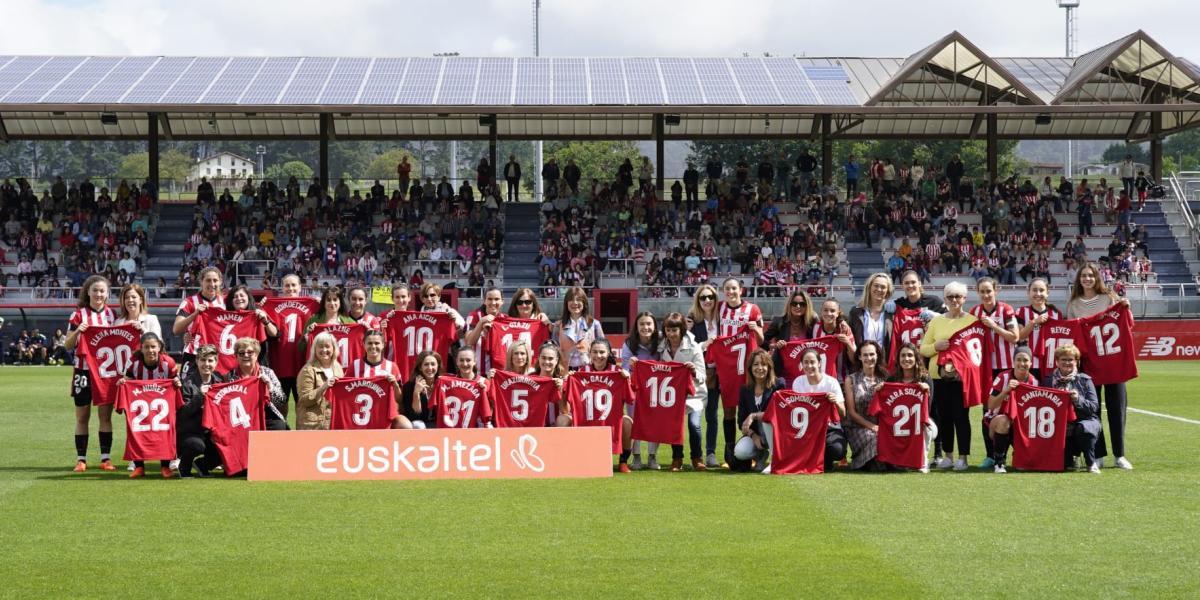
left=2, top=29, right=1200, bottom=359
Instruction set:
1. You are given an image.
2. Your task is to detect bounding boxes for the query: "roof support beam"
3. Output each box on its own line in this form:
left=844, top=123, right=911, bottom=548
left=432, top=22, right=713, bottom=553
left=653, top=113, right=664, bottom=192
left=318, top=113, right=331, bottom=190
left=1150, top=90, right=1164, bottom=181
left=487, top=114, right=497, bottom=190
left=0, top=116, right=8, bottom=143
left=986, top=113, right=998, bottom=179
left=157, top=112, right=173, bottom=140
left=1126, top=111, right=1148, bottom=140
left=148, top=113, right=159, bottom=198
left=820, top=114, right=832, bottom=186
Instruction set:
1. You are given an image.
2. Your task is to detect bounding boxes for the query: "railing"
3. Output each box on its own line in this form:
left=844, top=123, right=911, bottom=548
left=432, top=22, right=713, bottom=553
left=228, top=259, right=276, bottom=283
left=1170, top=171, right=1200, bottom=260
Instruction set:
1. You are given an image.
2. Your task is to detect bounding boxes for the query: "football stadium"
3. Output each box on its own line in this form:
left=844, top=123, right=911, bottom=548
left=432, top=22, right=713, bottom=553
left=1, top=1, right=1199, bottom=597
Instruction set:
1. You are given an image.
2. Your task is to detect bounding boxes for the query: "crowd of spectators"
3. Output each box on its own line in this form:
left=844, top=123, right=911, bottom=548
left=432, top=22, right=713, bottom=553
left=178, top=172, right=506, bottom=296
left=0, top=176, right=156, bottom=298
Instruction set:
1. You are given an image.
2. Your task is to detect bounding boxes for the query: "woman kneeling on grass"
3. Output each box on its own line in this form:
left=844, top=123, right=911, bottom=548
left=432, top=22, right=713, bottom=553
left=117, top=332, right=181, bottom=479
left=731, top=349, right=782, bottom=472
left=982, top=347, right=1039, bottom=473
left=789, top=348, right=848, bottom=473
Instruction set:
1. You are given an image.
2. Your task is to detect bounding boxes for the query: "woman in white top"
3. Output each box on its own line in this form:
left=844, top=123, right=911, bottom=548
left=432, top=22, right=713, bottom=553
left=115, top=283, right=160, bottom=339
left=1065, top=263, right=1134, bottom=470
left=657, top=312, right=707, bottom=472
left=556, top=286, right=606, bottom=371
left=790, top=347, right=848, bottom=472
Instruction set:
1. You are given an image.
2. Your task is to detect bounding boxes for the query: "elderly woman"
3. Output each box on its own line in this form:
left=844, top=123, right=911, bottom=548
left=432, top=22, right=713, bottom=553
left=919, top=281, right=978, bottom=471
left=296, top=331, right=343, bottom=430
left=657, top=312, right=707, bottom=472
left=224, top=337, right=288, bottom=431
left=1042, top=344, right=1102, bottom=474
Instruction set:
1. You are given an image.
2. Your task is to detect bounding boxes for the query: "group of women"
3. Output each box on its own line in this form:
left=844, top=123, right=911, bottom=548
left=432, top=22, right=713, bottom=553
left=64, top=262, right=1133, bottom=477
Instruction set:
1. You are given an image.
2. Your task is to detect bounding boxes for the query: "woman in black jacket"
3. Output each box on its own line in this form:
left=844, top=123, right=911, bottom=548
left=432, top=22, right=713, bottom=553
left=177, top=345, right=226, bottom=477
left=1041, top=344, right=1102, bottom=473
left=849, top=272, right=896, bottom=359
left=730, top=349, right=783, bottom=472
left=401, top=350, right=442, bottom=428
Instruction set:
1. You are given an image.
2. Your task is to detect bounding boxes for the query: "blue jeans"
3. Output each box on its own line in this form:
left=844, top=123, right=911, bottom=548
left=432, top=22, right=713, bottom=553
left=672, top=407, right=704, bottom=460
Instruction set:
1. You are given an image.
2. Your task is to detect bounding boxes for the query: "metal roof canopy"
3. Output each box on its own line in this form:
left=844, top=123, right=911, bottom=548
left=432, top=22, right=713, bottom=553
left=0, top=30, right=1197, bottom=144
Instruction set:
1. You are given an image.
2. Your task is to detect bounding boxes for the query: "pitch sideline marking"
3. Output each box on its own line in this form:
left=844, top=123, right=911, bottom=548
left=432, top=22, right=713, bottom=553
left=1129, top=407, right=1200, bottom=425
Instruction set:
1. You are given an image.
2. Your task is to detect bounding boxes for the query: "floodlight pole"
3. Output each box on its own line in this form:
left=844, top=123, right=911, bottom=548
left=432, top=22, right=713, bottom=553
left=533, top=0, right=543, bottom=203
left=1060, top=1, right=1079, bottom=179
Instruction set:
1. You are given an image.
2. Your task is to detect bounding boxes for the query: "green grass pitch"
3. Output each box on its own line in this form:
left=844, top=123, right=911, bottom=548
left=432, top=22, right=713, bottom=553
left=1, top=363, right=1197, bottom=598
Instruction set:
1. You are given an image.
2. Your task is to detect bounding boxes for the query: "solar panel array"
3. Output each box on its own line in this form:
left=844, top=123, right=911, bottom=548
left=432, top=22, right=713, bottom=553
left=0, top=56, right=860, bottom=106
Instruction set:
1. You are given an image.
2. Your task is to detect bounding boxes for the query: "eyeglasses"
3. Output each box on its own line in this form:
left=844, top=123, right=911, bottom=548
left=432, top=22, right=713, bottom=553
left=423, top=293, right=439, bottom=298
left=791, top=301, right=807, bottom=308
left=698, top=295, right=716, bottom=301
left=515, top=299, right=534, bottom=306
left=236, top=350, right=257, bottom=357
left=946, top=294, right=965, bottom=300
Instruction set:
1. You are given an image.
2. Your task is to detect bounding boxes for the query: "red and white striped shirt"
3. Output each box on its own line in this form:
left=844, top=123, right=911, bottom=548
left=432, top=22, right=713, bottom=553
left=176, top=293, right=226, bottom=354
left=717, top=300, right=763, bottom=339
left=68, top=306, right=115, bottom=368
left=1015, top=305, right=1062, bottom=371
left=925, top=242, right=941, bottom=261
left=970, top=302, right=1018, bottom=370
left=350, top=358, right=402, bottom=380
left=125, top=354, right=178, bottom=380
left=350, top=312, right=381, bottom=330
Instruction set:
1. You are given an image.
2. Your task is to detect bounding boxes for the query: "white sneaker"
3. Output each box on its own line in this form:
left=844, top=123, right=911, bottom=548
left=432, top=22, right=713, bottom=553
left=919, top=464, right=930, bottom=473
left=994, top=464, right=1007, bottom=474
left=704, top=453, right=721, bottom=468
left=646, top=457, right=661, bottom=471
left=761, top=465, right=771, bottom=474
left=1089, top=463, right=1102, bottom=474
left=936, top=457, right=954, bottom=470
left=629, top=455, right=643, bottom=471
left=953, top=457, right=969, bottom=471
left=126, top=462, right=135, bottom=472
left=1115, top=456, right=1134, bottom=470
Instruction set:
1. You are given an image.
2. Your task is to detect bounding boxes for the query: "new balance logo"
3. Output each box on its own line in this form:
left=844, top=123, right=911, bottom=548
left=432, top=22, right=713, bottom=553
left=1139, top=337, right=1175, bottom=357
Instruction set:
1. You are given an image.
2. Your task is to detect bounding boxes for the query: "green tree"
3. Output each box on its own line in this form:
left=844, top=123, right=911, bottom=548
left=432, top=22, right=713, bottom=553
left=265, top=160, right=314, bottom=182
left=365, top=149, right=417, bottom=181
left=545, top=140, right=641, bottom=182
left=1102, top=143, right=1148, bottom=163
left=116, top=152, right=149, bottom=180
left=160, top=149, right=195, bottom=185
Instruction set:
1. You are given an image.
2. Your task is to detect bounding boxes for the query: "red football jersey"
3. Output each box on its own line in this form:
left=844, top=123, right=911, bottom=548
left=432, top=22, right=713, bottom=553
left=115, top=379, right=184, bottom=461
left=327, top=376, right=398, bottom=430
left=489, top=370, right=558, bottom=428
left=778, top=336, right=844, bottom=388
left=125, top=354, right=178, bottom=380
left=77, top=323, right=141, bottom=406
left=936, top=323, right=993, bottom=408
left=717, top=300, right=763, bottom=338
left=176, top=293, right=227, bottom=354
left=261, top=296, right=320, bottom=378
left=970, top=302, right=1018, bottom=370
left=307, top=322, right=368, bottom=370
left=565, top=370, right=635, bottom=453
left=1015, top=305, right=1063, bottom=371
left=707, top=331, right=753, bottom=409
left=889, top=308, right=926, bottom=367
left=762, top=390, right=840, bottom=474
left=202, top=377, right=267, bottom=476
left=349, top=358, right=402, bottom=380
left=384, top=311, right=457, bottom=378
left=1032, top=318, right=1083, bottom=373
left=192, top=309, right=267, bottom=372
left=430, top=375, right=490, bottom=428
left=486, top=316, right=550, bottom=370
left=867, top=382, right=930, bottom=469
left=630, top=360, right=695, bottom=445
left=1078, top=303, right=1138, bottom=386
left=1005, top=384, right=1076, bottom=472
left=67, top=306, right=114, bottom=368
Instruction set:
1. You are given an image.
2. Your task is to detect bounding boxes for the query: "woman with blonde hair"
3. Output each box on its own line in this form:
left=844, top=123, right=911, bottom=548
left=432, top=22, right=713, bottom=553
left=849, top=272, right=895, bottom=358
left=296, top=332, right=342, bottom=430
left=685, top=283, right=724, bottom=466
left=115, top=282, right=161, bottom=339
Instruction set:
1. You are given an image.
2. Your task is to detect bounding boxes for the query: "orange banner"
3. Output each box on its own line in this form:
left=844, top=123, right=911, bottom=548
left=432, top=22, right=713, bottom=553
left=248, top=427, right=614, bottom=481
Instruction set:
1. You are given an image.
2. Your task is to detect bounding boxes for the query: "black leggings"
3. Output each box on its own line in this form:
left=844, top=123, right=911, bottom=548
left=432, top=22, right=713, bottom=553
left=279, top=377, right=298, bottom=418
left=704, top=386, right=719, bottom=454
left=933, top=379, right=971, bottom=456
left=1093, top=382, right=1128, bottom=459
left=178, top=433, right=220, bottom=475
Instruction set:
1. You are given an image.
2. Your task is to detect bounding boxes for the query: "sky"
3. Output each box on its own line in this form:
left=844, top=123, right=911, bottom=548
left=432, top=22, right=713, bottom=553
left=2, top=0, right=1195, bottom=60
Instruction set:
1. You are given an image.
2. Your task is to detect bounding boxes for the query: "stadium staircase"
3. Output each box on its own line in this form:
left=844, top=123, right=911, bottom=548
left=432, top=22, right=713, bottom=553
left=501, top=202, right=543, bottom=288
left=844, top=242, right=886, bottom=284
left=142, top=203, right=195, bottom=285
left=1135, top=200, right=1191, bottom=283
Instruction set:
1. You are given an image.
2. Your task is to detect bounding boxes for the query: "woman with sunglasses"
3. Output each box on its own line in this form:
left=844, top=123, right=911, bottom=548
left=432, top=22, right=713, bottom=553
left=764, top=288, right=816, bottom=349
left=418, top=282, right=466, bottom=331
left=507, top=287, right=552, bottom=326
left=1066, top=263, right=1134, bottom=470
left=556, top=287, right=605, bottom=371
left=619, top=312, right=660, bottom=470
left=686, top=283, right=724, bottom=468
left=224, top=338, right=288, bottom=431
left=919, top=281, right=978, bottom=471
